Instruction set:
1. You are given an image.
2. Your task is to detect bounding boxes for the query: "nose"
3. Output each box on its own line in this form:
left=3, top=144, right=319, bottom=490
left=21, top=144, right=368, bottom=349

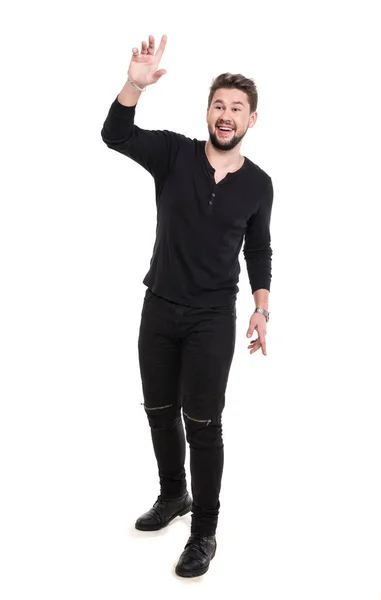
left=219, top=108, right=234, bottom=122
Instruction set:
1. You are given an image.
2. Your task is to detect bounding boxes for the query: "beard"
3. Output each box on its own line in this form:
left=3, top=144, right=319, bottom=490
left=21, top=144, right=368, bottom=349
left=208, top=124, right=247, bottom=151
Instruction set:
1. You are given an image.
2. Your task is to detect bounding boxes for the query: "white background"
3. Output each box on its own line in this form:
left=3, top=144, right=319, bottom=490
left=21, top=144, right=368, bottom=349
left=1, top=0, right=381, bottom=598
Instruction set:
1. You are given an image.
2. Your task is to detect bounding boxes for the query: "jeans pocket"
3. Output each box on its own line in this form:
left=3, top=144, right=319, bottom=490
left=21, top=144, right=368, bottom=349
left=210, top=305, right=236, bottom=318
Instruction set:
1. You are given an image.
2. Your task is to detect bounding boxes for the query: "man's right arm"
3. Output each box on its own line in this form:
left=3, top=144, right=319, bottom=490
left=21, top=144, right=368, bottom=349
left=100, top=88, right=180, bottom=183
left=117, top=77, right=143, bottom=108
left=100, top=34, right=180, bottom=184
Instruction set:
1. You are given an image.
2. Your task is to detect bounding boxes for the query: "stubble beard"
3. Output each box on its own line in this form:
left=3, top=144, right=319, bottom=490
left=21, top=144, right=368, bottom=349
left=208, top=124, right=248, bottom=151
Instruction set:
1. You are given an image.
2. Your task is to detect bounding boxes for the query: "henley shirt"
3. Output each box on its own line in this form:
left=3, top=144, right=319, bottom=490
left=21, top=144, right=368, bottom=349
left=101, top=96, right=273, bottom=307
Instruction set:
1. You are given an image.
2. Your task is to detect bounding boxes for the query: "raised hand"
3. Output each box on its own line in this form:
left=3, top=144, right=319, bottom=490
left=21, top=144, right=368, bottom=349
left=128, top=34, right=167, bottom=89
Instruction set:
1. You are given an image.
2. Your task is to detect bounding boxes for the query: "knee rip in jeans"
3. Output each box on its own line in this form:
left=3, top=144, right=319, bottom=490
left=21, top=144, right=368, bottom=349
left=183, top=410, right=211, bottom=427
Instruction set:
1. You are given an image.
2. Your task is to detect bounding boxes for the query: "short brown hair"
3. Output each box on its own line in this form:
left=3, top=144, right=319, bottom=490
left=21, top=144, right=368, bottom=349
left=208, top=73, right=258, bottom=113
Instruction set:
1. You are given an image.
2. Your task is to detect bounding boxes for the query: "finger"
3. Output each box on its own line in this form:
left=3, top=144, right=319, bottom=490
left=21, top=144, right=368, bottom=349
left=148, top=34, right=155, bottom=55
left=258, top=329, right=266, bottom=344
left=257, top=330, right=267, bottom=355
left=141, top=40, right=148, bottom=55
left=155, top=34, right=167, bottom=61
left=248, top=339, right=260, bottom=349
left=152, top=69, right=167, bottom=81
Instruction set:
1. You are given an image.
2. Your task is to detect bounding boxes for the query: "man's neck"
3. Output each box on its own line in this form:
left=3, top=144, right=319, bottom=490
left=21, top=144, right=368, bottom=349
left=205, top=140, right=243, bottom=171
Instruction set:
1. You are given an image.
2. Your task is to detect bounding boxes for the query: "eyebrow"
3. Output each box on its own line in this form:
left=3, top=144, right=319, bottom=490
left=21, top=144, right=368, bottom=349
left=212, top=99, right=245, bottom=106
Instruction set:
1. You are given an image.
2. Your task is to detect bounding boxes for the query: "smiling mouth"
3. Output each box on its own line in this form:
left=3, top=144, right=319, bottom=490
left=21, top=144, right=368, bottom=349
left=216, top=125, right=234, bottom=135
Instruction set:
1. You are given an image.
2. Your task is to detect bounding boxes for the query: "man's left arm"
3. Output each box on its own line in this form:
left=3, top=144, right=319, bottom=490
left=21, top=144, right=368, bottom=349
left=242, top=178, right=274, bottom=355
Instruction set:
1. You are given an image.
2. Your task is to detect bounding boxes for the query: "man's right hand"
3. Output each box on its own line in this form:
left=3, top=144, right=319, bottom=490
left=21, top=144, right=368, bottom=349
left=128, top=34, right=167, bottom=89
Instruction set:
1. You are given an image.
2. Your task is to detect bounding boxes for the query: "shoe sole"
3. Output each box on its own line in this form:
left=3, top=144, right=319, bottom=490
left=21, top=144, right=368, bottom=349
left=175, top=547, right=217, bottom=578
left=135, top=502, right=192, bottom=532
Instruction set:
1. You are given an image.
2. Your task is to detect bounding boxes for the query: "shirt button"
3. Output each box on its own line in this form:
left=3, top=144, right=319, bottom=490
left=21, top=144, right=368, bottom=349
left=209, top=200, right=213, bottom=205
left=212, top=193, right=216, bottom=197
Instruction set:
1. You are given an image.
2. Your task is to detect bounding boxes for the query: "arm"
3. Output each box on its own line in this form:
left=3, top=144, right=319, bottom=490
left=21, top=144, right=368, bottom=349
left=117, top=76, right=144, bottom=108
left=100, top=97, right=180, bottom=183
left=100, top=34, right=179, bottom=183
left=243, top=178, right=273, bottom=296
left=253, top=288, right=269, bottom=311
left=243, top=179, right=274, bottom=355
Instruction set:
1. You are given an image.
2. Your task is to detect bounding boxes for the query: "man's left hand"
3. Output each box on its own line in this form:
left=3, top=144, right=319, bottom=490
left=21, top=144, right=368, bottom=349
left=246, top=312, right=267, bottom=356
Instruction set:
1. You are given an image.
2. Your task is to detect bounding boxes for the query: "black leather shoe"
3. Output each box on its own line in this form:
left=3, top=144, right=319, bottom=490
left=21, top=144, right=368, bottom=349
left=175, top=533, right=217, bottom=577
left=135, top=492, right=192, bottom=531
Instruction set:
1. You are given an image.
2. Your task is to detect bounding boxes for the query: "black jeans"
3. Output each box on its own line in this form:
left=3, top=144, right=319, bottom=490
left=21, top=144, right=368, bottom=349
left=138, top=288, right=236, bottom=537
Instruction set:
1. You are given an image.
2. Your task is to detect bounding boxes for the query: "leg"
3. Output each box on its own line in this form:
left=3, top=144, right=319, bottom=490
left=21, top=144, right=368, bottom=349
left=138, top=290, right=187, bottom=499
left=181, top=305, right=236, bottom=536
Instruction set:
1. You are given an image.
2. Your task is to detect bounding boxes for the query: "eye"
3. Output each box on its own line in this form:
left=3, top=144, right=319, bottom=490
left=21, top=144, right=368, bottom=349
left=233, top=108, right=241, bottom=112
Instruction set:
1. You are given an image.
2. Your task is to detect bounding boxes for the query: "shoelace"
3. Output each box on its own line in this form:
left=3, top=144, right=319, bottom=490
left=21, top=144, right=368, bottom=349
left=150, top=496, right=167, bottom=521
left=184, top=535, right=209, bottom=557
left=150, top=494, right=187, bottom=522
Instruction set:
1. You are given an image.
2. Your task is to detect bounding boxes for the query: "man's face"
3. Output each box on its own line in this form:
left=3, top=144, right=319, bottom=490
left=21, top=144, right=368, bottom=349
left=207, top=88, right=257, bottom=151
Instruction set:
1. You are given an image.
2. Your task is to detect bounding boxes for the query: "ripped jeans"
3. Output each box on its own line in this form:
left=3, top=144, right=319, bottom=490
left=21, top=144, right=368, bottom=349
left=138, top=288, right=236, bottom=536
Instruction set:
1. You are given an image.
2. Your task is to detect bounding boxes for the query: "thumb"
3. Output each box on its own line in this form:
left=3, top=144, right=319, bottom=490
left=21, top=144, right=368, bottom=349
left=152, top=69, right=167, bottom=82
left=246, top=321, right=254, bottom=338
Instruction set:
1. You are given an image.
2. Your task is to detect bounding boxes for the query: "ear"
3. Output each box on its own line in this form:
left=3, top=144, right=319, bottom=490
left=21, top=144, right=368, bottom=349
left=248, top=111, right=258, bottom=129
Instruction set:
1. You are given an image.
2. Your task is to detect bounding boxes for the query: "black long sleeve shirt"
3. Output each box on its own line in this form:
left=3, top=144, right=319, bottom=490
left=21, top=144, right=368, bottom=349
left=101, top=96, right=273, bottom=307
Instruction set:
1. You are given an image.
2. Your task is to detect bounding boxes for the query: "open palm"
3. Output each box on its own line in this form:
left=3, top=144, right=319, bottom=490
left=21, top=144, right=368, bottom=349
left=128, top=34, right=167, bottom=87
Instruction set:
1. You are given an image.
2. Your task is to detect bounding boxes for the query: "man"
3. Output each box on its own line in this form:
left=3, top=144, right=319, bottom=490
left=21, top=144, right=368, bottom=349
left=101, top=34, right=273, bottom=578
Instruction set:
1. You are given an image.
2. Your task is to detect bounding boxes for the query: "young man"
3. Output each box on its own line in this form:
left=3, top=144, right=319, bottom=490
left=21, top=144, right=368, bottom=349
left=101, top=34, right=273, bottom=578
